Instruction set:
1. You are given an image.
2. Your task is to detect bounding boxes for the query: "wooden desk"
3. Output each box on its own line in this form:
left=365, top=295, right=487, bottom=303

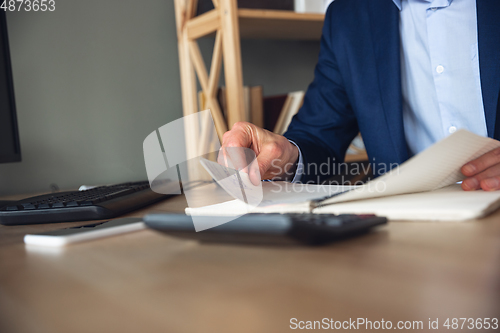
left=1, top=193, right=499, bottom=333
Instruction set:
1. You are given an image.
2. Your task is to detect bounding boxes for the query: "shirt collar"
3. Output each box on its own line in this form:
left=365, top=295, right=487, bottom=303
left=392, top=0, right=453, bottom=11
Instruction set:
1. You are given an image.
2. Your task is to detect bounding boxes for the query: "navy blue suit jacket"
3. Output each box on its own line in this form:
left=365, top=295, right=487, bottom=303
left=284, top=0, right=500, bottom=182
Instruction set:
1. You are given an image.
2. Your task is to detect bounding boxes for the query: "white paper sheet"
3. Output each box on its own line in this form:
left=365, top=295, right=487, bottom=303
left=200, top=158, right=263, bottom=206
left=321, top=130, right=500, bottom=205
left=314, top=184, right=500, bottom=221
left=186, top=182, right=355, bottom=216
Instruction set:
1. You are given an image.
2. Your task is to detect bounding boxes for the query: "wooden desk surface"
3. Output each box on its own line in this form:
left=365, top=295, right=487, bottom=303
left=1, top=192, right=500, bottom=333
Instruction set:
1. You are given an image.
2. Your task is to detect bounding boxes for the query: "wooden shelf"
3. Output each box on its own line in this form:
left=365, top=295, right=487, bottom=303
left=175, top=0, right=328, bottom=178
left=238, top=9, right=325, bottom=40
left=187, top=9, right=325, bottom=40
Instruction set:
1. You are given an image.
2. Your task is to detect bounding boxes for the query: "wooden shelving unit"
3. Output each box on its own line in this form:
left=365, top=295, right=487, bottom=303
left=174, top=0, right=325, bottom=163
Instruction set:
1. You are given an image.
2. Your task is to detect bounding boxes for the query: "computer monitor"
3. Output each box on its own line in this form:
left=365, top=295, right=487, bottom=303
left=0, top=10, right=21, bottom=164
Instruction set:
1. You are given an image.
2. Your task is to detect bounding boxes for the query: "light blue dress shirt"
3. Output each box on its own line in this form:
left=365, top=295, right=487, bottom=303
left=290, top=0, right=487, bottom=182
left=396, top=0, right=487, bottom=156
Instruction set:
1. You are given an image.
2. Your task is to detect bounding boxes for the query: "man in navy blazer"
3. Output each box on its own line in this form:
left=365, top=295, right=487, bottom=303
left=221, top=0, right=500, bottom=191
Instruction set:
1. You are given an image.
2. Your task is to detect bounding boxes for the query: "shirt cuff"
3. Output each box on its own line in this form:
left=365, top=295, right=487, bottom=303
left=288, top=140, right=304, bottom=183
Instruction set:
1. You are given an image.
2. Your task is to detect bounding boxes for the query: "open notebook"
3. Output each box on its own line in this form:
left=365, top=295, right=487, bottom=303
left=187, top=130, right=500, bottom=221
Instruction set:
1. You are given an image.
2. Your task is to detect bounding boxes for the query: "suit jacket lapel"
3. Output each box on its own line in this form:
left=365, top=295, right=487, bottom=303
left=367, top=0, right=409, bottom=162
left=477, top=0, right=500, bottom=139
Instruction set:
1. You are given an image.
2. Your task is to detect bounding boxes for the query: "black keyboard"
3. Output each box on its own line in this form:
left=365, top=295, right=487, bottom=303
left=0, top=181, right=173, bottom=226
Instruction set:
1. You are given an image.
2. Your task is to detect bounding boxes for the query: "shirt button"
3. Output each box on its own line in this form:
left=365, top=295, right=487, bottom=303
left=436, top=65, right=445, bottom=74
left=449, top=126, right=457, bottom=134
left=431, top=7, right=437, bottom=11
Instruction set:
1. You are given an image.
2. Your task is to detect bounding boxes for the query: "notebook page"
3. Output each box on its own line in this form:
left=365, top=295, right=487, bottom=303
left=186, top=182, right=356, bottom=216
left=320, top=130, right=500, bottom=205
left=314, top=184, right=500, bottom=221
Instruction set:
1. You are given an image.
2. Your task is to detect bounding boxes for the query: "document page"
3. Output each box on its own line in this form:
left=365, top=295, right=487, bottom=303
left=186, top=182, right=356, bottom=216
left=321, top=130, right=500, bottom=205
left=314, top=184, right=500, bottom=221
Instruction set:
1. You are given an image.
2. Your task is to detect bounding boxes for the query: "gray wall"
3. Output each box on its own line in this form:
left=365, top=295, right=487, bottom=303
left=0, top=0, right=320, bottom=196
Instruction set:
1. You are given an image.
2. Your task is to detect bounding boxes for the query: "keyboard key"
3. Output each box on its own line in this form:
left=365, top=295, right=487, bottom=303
left=324, top=219, right=343, bottom=227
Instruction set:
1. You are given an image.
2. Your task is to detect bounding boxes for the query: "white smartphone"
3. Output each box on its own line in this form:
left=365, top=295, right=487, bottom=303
left=24, top=217, right=144, bottom=247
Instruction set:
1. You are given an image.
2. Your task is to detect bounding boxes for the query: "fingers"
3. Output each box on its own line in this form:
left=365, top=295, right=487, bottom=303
left=218, top=122, right=299, bottom=183
left=461, top=178, right=479, bottom=191
left=218, top=121, right=253, bottom=169
left=219, top=122, right=262, bottom=185
left=462, top=148, right=500, bottom=191
left=220, top=147, right=249, bottom=170
left=221, top=122, right=254, bottom=149
left=480, top=176, right=500, bottom=191
left=462, top=163, right=500, bottom=191
left=462, top=147, right=500, bottom=177
left=464, top=176, right=500, bottom=191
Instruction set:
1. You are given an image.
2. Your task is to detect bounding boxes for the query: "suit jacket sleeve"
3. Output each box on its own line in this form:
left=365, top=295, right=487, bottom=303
left=284, top=3, right=359, bottom=183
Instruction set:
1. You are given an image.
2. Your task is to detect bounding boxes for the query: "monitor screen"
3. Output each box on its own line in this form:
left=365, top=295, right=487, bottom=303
left=0, top=10, right=21, bottom=163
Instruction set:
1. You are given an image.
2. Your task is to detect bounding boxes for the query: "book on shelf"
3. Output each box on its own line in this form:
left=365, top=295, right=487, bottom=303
left=294, top=0, right=334, bottom=13
left=198, top=90, right=206, bottom=112
left=217, top=87, right=227, bottom=121
left=243, top=86, right=251, bottom=125
left=196, top=0, right=294, bottom=16
left=262, top=91, right=305, bottom=134
left=263, top=94, right=288, bottom=132
left=198, top=86, right=264, bottom=127
left=250, top=86, right=264, bottom=128
left=273, top=91, right=305, bottom=135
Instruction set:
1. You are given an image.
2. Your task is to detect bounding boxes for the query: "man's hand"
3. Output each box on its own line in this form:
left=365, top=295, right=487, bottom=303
left=220, top=122, right=299, bottom=184
left=461, top=147, right=500, bottom=191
